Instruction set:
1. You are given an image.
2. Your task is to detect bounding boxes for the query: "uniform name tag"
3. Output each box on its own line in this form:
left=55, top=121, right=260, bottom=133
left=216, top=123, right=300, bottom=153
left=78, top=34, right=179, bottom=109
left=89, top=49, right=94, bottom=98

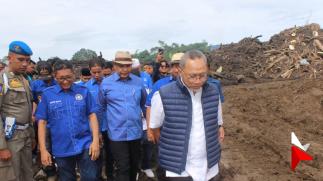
left=4, top=117, right=16, bottom=139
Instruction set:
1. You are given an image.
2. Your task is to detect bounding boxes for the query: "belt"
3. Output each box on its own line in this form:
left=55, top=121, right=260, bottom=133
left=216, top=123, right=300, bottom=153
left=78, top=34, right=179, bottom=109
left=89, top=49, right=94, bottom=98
left=16, top=123, right=30, bottom=130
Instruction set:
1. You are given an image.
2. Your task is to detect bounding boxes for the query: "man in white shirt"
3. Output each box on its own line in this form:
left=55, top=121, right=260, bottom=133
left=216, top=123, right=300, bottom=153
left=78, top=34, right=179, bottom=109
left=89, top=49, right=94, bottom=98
left=149, top=50, right=224, bottom=181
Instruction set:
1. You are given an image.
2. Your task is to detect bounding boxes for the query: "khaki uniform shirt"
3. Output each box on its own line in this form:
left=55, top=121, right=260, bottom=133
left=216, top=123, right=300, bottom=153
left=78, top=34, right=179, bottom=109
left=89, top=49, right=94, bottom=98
left=0, top=69, right=33, bottom=149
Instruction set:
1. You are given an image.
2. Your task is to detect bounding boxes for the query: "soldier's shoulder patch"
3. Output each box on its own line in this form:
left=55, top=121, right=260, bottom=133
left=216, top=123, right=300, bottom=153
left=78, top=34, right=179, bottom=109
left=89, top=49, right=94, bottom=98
left=9, top=78, right=23, bottom=88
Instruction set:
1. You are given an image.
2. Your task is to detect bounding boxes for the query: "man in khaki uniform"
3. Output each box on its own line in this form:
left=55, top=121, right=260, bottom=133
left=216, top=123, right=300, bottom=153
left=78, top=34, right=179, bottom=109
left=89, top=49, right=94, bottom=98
left=0, top=41, right=34, bottom=181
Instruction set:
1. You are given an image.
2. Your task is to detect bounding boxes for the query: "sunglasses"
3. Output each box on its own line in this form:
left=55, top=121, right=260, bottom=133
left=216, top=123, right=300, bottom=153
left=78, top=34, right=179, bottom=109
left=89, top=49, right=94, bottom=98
left=160, top=65, right=169, bottom=68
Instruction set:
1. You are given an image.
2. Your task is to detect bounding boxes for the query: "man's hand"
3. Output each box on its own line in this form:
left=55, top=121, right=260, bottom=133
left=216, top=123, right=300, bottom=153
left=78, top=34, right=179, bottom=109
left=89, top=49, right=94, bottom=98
left=147, top=128, right=156, bottom=144
left=218, top=126, right=225, bottom=143
left=89, top=140, right=100, bottom=161
left=152, top=128, right=161, bottom=143
left=40, top=149, right=52, bottom=166
left=0, top=149, right=12, bottom=161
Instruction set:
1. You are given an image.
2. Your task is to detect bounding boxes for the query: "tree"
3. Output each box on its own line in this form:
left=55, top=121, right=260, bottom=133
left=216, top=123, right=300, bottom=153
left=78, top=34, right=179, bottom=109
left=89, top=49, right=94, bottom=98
left=71, top=48, right=97, bottom=61
left=133, top=41, right=210, bottom=63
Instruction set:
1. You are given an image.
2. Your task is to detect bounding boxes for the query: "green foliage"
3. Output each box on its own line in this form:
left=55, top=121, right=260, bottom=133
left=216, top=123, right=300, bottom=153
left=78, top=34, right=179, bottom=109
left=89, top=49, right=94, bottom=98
left=71, top=48, right=98, bottom=61
left=133, top=40, right=210, bottom=63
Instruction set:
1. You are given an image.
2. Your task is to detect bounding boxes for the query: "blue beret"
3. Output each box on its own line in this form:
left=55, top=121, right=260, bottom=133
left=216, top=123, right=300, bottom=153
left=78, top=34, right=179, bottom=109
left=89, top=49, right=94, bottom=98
left=9, top=41, right=33, bottom=56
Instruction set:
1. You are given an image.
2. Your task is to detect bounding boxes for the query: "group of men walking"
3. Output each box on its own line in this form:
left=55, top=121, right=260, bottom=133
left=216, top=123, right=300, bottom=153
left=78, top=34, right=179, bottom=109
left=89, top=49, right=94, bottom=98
left=0, top=40, right=224, bottom=181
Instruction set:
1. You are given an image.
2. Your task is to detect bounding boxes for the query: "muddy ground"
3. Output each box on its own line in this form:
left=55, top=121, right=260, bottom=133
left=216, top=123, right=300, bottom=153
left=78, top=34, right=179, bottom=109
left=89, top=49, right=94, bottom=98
left=219, top=79, right=323, bottom=181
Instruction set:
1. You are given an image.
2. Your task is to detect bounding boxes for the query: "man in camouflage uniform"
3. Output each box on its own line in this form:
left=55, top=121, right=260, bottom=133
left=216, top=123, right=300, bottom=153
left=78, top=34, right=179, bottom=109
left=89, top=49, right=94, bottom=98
left=0, top=41, right=34, bottom=181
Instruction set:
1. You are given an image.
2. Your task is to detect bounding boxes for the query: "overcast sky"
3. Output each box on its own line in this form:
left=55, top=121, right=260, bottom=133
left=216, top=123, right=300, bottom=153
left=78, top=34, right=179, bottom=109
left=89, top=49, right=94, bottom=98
left=1, top=0, right=322, bottom=60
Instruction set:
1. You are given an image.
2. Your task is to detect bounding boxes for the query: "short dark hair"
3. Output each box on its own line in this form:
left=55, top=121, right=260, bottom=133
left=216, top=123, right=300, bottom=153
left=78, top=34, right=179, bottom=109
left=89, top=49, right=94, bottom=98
left=89, top=58, right=104, bottom=69
left=103, top=61, right=113, bottom=69
left=36, top=61, right=52, bottom=74
left=53, top=60, right=73, bottom=73
left=144, top=61, right=153, bottom=66
left=158, top=48, right=164, bottom=54
left=47, top=57, right=64, bottom=67
left=81, top=67, right=91, bottom=76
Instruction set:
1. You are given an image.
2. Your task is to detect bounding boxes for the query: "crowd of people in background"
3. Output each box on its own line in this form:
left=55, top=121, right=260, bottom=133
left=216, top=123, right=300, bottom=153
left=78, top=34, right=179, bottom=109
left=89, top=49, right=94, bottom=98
left=0, top=41, right=224, bottom=181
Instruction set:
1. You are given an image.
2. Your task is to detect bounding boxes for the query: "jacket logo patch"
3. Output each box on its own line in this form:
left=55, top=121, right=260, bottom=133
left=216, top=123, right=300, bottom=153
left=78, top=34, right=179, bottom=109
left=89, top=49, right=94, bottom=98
left=75, top=94, right=83, bottom=101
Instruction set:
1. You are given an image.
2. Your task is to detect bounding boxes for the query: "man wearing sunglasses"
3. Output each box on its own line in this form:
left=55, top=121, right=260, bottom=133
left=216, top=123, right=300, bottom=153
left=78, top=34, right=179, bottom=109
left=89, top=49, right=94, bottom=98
left=0, top=41, right=34, bottom=181
left=153, top=60, right=169, bottom=83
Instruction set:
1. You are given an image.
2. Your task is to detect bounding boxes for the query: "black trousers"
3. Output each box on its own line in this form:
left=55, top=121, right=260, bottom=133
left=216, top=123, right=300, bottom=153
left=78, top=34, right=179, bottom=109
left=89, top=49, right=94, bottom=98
left=110, top=139, right=141, bottom=181
left=102, top=131, right=115, bottom=179
left=163, top=177, right=219, bottom=181
left=157, top=167, right=219, bottom=181
left=163, top=177, right=193, bottom=181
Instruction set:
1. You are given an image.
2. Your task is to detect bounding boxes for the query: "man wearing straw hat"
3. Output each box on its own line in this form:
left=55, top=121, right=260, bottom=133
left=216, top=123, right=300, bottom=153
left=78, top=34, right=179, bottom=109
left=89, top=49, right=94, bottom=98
left=99, top=51, right=147, bottom=181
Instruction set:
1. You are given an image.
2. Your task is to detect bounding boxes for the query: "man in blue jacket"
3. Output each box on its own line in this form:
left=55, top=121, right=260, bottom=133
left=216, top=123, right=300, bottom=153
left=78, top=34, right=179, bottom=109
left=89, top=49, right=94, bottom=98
left=36, top=60, right=101, bottom=181
left=99, top=51, right=147, bottom=181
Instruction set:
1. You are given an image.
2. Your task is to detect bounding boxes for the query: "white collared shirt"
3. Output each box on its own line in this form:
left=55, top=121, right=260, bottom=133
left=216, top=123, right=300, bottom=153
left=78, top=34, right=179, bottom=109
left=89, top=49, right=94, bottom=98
left=150, top=86, right=223, bottom=181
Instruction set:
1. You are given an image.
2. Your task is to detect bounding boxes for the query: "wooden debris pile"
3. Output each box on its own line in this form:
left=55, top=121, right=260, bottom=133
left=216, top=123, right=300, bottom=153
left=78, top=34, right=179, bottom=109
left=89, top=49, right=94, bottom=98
left=209, top=23, right=323, bottom=82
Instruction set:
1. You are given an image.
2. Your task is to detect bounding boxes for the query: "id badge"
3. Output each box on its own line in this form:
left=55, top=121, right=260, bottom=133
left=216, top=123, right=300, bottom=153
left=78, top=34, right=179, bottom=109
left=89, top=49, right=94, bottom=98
left=4, top=117, right=16, bottom=139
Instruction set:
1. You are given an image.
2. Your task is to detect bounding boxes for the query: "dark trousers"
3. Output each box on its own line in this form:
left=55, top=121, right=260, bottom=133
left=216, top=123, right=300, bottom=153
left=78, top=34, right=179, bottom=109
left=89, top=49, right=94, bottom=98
left=164, top=177, right=193, bottom=181
left=110, top=139, right=141, bottom=181
left=161, top=175, right=218, bottom=181
left=55, top=149, right=101, bottom=181
left=157, top=167, right=219, bottom=181
left=141, top=131, right=154, bottom=170
left=157, top=168, right=192, bottom=181
left=102, top=131, right=115, bottom=179
left=45, top=128, right=57, bottom=176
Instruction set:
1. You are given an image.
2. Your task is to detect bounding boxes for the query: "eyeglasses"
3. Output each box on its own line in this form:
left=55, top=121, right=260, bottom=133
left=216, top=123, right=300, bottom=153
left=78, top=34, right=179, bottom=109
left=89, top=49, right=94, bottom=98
left=182, top=70, right=208, bottom=81
left=56, top=76, right=73, bottom=82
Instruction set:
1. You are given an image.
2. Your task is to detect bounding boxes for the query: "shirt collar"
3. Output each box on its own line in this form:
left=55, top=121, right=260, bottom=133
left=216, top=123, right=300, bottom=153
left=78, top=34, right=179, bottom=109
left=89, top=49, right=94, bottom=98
left=54, top=83, right=77, bottom=93
left=112, top=72, right=133, bottom=81
left=43, top=78, right=56, bottom=86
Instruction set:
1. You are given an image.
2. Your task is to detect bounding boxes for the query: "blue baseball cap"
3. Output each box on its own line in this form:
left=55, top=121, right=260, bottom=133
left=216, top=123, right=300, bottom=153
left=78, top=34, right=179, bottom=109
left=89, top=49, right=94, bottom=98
left=9, top=41, right=33, bottom=56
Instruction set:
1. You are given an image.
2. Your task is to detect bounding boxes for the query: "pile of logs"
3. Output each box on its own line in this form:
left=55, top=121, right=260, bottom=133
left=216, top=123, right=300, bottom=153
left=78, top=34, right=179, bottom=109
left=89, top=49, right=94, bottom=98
left=209, top=23, right=323, bottom=83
